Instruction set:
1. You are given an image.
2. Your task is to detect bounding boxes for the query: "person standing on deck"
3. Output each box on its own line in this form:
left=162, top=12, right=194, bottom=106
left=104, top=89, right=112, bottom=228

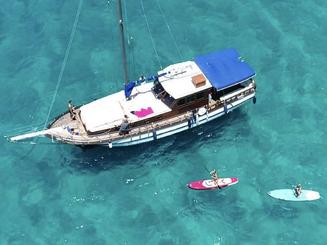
left=68, top=100, right=76, bottom=120
left=119, top=115, right=130, bottom=135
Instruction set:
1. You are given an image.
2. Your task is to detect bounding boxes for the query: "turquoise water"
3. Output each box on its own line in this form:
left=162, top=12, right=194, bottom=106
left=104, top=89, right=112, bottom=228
left=1, top=0, right=327, bottom=244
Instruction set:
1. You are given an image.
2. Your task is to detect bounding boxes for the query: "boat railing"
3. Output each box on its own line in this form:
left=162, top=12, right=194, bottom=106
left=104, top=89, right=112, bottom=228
left=52, top=84, right=255, bottom=145
left=118, top=85, right=255, bottom=140
left=209, top=85, right=255, bottom=110
left=126, top=112, right=192, bottom=137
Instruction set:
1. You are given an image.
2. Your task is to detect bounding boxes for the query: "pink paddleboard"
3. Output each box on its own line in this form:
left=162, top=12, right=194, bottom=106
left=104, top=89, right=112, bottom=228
left=188, top=177, right=238, bottom=190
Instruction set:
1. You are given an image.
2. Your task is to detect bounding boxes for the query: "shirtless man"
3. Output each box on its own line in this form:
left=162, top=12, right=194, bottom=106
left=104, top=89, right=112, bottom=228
left=68, top=100, right=76, bottom=120
left=210, top=169, right=219, bottom=187
left=294, top=184, right=302, bottom=197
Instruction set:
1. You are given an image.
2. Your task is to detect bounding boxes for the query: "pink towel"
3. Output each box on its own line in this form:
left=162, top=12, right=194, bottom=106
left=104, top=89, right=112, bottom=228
left=134, top=107, right=154, bottom=118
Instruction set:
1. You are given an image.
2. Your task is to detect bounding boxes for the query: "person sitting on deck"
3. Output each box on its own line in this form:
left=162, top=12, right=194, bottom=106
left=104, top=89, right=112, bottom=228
left=119, top=115, right=130, bottom=135
left=138, top=75, right=146, bottom=83
left=294, top=184, right=302, bottom=197
left=210, top=169, right=220, bottom=188
left=66, top=126, right=79, bottom=135
left=68, top=100, right=76, bottom=120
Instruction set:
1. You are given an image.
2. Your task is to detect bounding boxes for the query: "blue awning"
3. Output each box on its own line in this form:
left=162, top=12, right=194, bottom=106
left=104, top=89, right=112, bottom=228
left=194, top=48, right=255, bottom=90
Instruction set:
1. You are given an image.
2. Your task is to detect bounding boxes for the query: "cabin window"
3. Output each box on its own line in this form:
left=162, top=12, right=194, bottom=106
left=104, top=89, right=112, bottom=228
left=186, top=94, right=200, bottom=103
left=185, top=95, right=192, bottom=103
left=177, top=98, right=185, bottom=106
left=153, top=82, right=165, bottom=96
left=162, top=93, right=174, bottom=106
left=215, top=83, right=244, bottom=97
left=196, top=92, right=204, bottom=99
left=177, top=93, right=202, bottom=106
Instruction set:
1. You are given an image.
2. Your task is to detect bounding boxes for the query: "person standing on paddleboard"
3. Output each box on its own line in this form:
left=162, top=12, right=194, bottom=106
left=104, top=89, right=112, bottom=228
left=294, top=184, right=302, bottom=197
left=210, top=169, right=220, bottom=188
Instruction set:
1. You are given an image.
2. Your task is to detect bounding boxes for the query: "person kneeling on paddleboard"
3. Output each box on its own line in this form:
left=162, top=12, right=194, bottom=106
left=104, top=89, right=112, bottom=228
left=294, top=184, right=302, bottom=197
left=210, top=169, right=221, bottom=188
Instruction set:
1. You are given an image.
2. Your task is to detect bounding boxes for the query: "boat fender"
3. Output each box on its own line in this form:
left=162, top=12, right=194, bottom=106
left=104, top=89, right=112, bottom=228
left=192, top=110, right=197, bottom=123
left=195, top=114, right=199, bottom=125
left=253, top=96, right=257, bottom=104
left=223, top=102, right=228, bottom=114
left=198, top=107, right=207, bottom=116
left=152, top=129, right=157, bottom=140
left=205, top=107, right=209, bottom=121
left=108, top=142, right=113, bottom=148
left=188, top=118, right=192, bottom=128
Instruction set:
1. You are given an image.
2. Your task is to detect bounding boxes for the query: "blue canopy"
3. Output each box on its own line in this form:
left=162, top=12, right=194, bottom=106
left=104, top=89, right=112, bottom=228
left=194, top=48, right=255, bottom=90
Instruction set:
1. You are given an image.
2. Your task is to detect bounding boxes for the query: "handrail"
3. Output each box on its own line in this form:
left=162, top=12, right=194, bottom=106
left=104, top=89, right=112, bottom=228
left=51, top=85, right=255, bottom=144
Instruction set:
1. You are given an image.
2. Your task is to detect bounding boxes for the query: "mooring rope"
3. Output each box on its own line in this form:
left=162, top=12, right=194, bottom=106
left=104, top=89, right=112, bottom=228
left=3, top=122, right=44, bottom=137
left=155, top=0, right=182, bottom=60
left=43, top=0, right=84, bottom=129
left=140, top=0, right=162, bottom=69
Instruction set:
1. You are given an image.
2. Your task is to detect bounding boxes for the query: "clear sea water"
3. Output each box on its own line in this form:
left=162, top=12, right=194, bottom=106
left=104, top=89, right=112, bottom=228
left=1, top=0, right=327, bottom=244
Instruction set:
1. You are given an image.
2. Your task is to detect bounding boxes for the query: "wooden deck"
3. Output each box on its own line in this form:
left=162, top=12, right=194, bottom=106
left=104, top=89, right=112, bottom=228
left=49, top=108, right=193, bottom=145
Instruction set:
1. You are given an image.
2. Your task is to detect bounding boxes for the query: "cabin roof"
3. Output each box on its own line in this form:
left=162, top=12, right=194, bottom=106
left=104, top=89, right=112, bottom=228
left=158, top=61, right=212, bottom=99
left=195, top=48, right=256, bottom=91
left=80, top=82, right=171, bottom=133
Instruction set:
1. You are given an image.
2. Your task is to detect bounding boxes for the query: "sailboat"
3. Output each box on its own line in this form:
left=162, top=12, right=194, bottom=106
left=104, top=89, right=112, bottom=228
left=10, top=0, right=257, bottom=148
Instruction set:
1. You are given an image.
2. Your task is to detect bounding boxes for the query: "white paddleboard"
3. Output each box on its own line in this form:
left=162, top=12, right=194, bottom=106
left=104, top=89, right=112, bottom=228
left=268, top=189, right=320, bottom=201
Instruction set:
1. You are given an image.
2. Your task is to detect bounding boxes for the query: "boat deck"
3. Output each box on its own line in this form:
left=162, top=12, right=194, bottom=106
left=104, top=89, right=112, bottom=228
left=48, top=84, right=255, bottom=145
left=49, top=108, right=192, bottom=145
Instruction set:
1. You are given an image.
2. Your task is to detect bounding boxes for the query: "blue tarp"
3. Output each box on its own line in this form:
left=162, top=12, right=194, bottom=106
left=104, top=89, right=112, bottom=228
left=124, top=81, right=136, bottom=98
left=194, top=48, right=255, bottom=90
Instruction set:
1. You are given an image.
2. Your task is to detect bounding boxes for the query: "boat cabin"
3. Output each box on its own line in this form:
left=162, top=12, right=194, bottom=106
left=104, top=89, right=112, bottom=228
left=77, top=48, right=255, bottom=135
left=153, top=61, right=212, bottom=112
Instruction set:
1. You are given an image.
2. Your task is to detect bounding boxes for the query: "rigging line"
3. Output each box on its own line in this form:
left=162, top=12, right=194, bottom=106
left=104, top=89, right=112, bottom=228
left=43, top=0, right=84, bottom=129
left=155, top=0, right=182, bottom=60
left=122, top=0, right=129, bottom=40
left=122, top=0, right=136, bottom=77
left=106, top=1, right=118, bottom=88
left=3, top=122, right=45, bottom=134
left=4, top=126, right=44, bottom=138
left=131, top=36, right=136, bottom=78
left=7, top=140, right=59, bottom=145
left=140, top=0, right=163, bottom=69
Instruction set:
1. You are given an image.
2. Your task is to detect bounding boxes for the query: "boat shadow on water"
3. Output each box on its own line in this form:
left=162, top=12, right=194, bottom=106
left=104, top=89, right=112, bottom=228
left=62, top=108, right=251, bottom=173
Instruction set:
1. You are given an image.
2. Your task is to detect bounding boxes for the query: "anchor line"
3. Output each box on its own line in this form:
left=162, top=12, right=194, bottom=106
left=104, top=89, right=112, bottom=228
left=43, top=0, right=84, bottom=129
left=140, top=0, right=162, bottom=69
left=3, top=122, right=45, bottom=137
left=8, top=139, right=60, bottom=145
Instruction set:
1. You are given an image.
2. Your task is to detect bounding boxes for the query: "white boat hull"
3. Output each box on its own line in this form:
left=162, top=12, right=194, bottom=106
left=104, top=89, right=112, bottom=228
left=105, top=93, right=255, bottom=147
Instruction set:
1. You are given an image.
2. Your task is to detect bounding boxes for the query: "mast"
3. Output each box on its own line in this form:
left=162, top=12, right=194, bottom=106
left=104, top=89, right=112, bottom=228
left=117, top=0, right=129, bottom=84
